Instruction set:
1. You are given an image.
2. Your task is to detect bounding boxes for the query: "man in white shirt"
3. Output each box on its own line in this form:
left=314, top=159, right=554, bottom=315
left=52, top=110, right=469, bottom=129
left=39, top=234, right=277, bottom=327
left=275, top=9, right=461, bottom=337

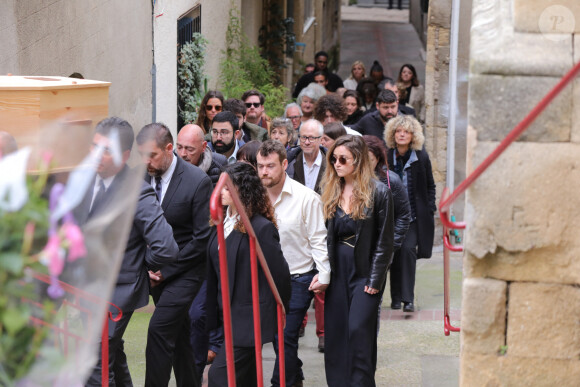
left=257, top=140, right=330, bottom=387
left=286, top=119, right=326, bottom=194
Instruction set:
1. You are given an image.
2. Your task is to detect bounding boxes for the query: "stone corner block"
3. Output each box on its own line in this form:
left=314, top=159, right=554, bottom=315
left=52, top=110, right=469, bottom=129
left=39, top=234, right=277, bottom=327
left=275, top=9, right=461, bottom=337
left=461, top=277, right=507, bottom=355
left=514, top=0, right=580, bottom=34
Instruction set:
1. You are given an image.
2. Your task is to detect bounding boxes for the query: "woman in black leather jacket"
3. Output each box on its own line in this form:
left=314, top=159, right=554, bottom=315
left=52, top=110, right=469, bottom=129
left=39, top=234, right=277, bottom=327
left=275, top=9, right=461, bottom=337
left=320, top=135, right=394, bottom=387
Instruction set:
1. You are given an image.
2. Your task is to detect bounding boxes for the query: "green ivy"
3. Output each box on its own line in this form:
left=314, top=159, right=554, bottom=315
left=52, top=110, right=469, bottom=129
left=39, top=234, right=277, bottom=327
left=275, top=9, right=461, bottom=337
left=219, top=5, right=289, bottom=118
left=178, top=33, right=209, bottom=124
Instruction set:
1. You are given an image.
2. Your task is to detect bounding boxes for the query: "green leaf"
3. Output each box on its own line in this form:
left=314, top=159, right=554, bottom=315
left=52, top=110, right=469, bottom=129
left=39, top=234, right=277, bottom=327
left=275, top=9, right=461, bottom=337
left=0, top=253, right=24, bottom=274
left=2, top=306, right=30, bottom=335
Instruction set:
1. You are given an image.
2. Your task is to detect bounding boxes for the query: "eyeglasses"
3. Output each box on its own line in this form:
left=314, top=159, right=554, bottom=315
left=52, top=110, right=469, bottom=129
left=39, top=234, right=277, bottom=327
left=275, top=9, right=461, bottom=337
left=245, top=102, right=261, bottom=108
left=212, top=129, right=232, bottom=137
left=287, top=115, right=301, bottom=120
left=298, top=135, right=321, bottom=143
left=330, top=155, right=352, bottom=165
left=206, top=105, right=222, bottom=111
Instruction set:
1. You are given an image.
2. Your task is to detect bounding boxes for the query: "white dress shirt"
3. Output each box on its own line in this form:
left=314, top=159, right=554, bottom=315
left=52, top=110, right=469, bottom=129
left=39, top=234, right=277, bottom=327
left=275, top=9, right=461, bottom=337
left=150, top=154, right=177, bottom=203
left=223, top=207, right=239, bottom=239
left=303, top=150, right=323, bottom=191
left=90, top=174, right=115, bottom=210
left=272, top=174, right=330, bottom=284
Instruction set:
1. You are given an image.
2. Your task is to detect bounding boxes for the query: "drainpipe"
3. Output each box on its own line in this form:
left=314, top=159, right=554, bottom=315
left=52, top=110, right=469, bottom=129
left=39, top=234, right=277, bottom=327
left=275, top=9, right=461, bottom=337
left=446, top=0, right=461, bottom=194
left=151, top=0, right=157, bottom=123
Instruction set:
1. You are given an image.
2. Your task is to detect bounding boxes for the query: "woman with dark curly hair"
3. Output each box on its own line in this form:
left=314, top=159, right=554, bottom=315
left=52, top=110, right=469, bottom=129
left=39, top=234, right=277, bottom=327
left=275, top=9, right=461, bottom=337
left=384, top=115, right=435, bottom=313
left=313, top=94, right=348, bottom=125
left=320, top=135, right=394, bottom=386
left=195, top=90, right=224, bottom=134
left=342, top=90, right=365, bottom=126
left=206, top=162, right=291, bottom=386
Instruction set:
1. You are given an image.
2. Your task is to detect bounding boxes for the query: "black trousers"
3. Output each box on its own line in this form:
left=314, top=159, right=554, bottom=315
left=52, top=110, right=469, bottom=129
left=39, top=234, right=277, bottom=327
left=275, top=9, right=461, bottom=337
left=208, top=346, right=258, bottom=387
left=390, top=221, right=418, bottom=304
left=145, top=275, right=203, bottom=387
left=86, top=310, right=134, bottom=387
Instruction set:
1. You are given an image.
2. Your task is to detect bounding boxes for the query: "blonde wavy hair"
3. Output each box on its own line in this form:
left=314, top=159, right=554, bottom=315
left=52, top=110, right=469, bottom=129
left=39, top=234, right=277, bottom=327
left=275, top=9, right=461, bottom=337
left=384, top=115, right=425, bottom=150
left=320, top=135, right=375, bottom=220
left=348, top=60, right=366, bottom=80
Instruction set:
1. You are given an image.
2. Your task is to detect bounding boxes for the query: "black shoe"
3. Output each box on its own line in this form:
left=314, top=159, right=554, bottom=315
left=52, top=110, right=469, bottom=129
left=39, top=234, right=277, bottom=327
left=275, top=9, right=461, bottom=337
left=391, top=301, right=402, bottom=310
left=299, top=325, right=305, bottom=337
left=318, top=336, right=325, bottom=352
left=403, top=302, right=415, bottom=313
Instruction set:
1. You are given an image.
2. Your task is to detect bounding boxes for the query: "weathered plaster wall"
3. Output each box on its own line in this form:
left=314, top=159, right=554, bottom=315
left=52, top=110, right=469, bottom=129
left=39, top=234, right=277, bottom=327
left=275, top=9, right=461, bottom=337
left=0, top=0, right=153, bottom=133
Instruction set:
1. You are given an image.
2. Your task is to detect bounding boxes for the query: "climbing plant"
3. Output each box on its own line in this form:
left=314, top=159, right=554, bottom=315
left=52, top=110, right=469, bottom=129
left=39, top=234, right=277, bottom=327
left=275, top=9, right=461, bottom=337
left=178, top=33, right=208, bottom=124
left=258, top=1, right=295, bottom=82
left=219, top=5, right=289, bottom=118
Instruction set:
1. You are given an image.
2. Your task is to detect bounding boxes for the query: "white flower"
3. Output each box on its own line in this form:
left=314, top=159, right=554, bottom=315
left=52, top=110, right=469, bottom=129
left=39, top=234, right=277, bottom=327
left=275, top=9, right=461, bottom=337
left=0, top=147, right=31, bottom=212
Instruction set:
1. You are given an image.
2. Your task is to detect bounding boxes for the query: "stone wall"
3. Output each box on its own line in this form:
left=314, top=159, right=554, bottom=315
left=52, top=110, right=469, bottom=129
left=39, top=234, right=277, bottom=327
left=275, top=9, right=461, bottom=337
left=0, top=0, right=153, bottom=133
left=462, top=0, right=580, bottom=385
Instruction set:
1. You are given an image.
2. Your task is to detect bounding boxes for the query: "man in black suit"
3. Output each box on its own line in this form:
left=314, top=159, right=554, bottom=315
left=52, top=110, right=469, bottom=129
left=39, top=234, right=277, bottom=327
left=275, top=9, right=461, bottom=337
left=352, top=90, right=401, bottom=140
left=286, top=119, right=327, bottom=195
left=84, top=117, right=179, bottom=386
left=136, top=123, right=213, bottom=387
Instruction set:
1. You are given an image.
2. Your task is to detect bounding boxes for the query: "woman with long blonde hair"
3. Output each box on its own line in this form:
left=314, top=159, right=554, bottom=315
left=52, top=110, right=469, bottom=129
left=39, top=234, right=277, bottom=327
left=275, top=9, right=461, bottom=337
left=343, top=60, right=366, bottom=90
left=320, top=135, right=394, bottom=387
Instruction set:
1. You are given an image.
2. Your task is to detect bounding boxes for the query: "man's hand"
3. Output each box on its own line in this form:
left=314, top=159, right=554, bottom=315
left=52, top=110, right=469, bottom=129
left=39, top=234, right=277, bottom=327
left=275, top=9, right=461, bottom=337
left=149, top=270, right=164, bottom=288
left=308, top=274, right=329, bottom=294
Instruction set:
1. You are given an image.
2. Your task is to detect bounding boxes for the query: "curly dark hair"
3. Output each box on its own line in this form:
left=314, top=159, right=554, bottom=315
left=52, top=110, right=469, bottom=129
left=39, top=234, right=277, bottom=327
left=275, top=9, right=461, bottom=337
left=313, top=94, right=348, bottom=122
left=195, top=90, right=224, bottom=133
left=223, top=162, right=277, bottom=233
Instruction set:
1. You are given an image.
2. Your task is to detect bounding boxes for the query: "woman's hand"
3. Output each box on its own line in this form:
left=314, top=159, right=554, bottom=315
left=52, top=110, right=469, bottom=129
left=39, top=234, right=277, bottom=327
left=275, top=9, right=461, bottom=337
left=364, top=286, right=379, bottom=295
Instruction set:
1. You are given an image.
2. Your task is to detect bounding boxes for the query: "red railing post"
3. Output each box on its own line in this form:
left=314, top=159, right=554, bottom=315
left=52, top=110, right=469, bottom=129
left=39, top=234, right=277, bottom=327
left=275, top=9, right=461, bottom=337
left=209, top=173, right=287, bottom=387
left=439, top=60, right=580, bottom=335
left=101, top=315, right=109, bottom=387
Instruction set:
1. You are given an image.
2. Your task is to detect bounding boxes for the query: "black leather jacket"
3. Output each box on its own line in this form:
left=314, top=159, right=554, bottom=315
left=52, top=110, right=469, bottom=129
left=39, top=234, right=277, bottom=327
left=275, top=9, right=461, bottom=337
left=327, top=180, right=395, bottom=290
left=380, top=171, right=411, bottom=251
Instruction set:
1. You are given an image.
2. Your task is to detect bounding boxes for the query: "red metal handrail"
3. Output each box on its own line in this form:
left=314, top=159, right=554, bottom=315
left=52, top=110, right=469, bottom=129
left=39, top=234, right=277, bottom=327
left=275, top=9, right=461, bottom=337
left=25, top=270, right=123, bottom=386
left=439, top=60, right=580, bottom=336
left=209, top=173, right=287, bottom=387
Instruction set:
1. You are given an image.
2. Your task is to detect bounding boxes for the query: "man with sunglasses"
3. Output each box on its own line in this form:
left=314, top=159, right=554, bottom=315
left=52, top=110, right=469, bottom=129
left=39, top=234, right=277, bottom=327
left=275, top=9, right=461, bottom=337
left=286, top=119, right=327, bottom=194
left=256, top=140, right=330, bottom=387
left=223, top=98, right=268, bottom=143
left=292, top=51, right=344, bottom=98
left=241, top=89, right=271, bottom=132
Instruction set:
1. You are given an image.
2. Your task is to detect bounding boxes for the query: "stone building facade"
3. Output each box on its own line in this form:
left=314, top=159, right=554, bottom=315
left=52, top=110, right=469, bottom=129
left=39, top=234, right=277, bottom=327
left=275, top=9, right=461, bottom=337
left=461, top=0, right=580, bottom=384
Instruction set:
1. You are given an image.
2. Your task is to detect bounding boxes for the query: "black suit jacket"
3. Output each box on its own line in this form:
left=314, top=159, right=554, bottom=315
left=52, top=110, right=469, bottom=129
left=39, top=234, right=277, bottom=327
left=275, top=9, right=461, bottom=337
left=146, top=156, right=213, bottom=282
left=74, top=166, right=178, bottom=312
left=206, top=215, right=291, bottom=347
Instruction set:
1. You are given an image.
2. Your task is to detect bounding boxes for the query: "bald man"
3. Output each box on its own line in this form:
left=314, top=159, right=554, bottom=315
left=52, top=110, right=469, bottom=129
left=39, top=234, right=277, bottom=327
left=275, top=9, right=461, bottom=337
left=0, top=131, right=17, bottom=158
left=176, top=124, right=226, bottom=187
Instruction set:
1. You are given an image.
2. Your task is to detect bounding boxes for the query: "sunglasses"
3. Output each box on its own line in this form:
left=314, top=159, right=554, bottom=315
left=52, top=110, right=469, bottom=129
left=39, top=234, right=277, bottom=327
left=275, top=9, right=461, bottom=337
left=206, top=105, right=222, bottom=111
left=330, top=155, right=351, bottom=165
left=245, top=102, right=261, bottom=108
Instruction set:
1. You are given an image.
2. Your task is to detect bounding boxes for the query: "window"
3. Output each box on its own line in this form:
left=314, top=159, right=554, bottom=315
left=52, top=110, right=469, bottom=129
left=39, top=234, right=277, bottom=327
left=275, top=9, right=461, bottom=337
left=178, top=5, right=201, bottom=47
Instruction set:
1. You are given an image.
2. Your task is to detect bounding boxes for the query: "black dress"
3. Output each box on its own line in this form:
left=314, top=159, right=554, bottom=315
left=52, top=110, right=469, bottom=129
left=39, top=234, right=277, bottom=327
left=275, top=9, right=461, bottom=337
left=324, top=207, right=383, bottom=387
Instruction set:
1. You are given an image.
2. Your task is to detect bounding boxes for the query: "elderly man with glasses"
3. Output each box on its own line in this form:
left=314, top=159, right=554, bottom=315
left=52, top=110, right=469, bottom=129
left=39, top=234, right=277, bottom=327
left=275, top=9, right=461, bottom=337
left=286, top=119, right=326, bottom=195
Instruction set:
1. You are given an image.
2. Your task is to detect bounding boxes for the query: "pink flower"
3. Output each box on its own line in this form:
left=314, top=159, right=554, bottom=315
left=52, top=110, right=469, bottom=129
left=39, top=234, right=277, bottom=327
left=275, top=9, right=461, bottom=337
left=40, top=234, right=65, bottom=276
left=63, top=221, right=86, bottom=262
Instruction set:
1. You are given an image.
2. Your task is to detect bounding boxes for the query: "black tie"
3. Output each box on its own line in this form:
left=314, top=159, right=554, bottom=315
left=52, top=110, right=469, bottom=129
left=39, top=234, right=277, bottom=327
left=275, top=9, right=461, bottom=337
left=155, top=176, right=162, bottom=202
left=90, top=179, right=106, bottom=214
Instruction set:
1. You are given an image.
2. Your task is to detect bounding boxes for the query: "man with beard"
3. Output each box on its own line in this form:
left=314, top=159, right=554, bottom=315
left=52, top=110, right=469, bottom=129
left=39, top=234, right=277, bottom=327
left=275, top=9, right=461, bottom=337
left=352, top=89, right=401, bottom=140
left=177, top=124, right=226, bottom=187
left=256, top=140, right=330, bottom=387
left=209, top=111, right=241, bottom=164
left=136, top=123, right=212, bottom=387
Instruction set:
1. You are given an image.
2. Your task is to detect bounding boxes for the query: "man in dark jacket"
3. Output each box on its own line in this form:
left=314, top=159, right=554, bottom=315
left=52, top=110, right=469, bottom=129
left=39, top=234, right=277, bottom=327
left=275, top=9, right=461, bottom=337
left=177, top=124, right=226, bottom=187
left=293, top=51, right=344, bottom=98
left=352, top=89, right=400, bottom=140
left=286, top=119, right=327, bottom=194
left=223, top=98, right=268, bottom=143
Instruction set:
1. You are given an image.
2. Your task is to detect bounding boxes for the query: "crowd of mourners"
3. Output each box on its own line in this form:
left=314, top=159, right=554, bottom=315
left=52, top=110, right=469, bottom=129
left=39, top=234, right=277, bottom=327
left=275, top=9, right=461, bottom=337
left=3, top=50, right=436, bottom=387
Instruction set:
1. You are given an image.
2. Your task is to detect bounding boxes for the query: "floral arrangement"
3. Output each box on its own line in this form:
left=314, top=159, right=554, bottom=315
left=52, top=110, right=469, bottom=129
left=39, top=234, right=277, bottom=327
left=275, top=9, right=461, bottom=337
left=0, top=149, right=86, bottom=385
